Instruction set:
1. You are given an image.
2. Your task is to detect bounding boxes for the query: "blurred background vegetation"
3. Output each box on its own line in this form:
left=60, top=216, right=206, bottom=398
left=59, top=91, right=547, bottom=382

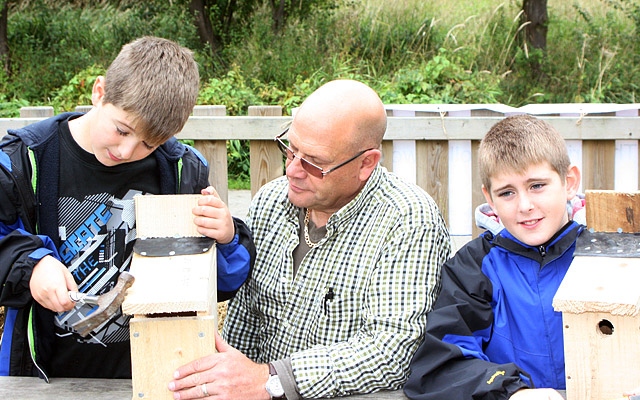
left=0, top=0, right=638, bottom=187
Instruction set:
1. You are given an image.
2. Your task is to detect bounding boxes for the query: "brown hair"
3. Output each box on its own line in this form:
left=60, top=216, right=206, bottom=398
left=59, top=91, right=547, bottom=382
left=479, top=114, right=571, bottom=191
left=102, top=36, right=199, bottom=144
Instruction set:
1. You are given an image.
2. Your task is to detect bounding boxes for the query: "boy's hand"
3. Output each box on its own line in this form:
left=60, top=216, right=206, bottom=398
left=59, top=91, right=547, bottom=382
left=509, top=388, right=564, bottom=399
left=30, top=255, right=78, bottom=312
left=193, top=186, right=235, bottom=244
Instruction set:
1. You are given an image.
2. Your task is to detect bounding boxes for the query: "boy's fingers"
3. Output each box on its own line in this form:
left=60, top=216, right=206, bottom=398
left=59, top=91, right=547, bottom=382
left=201, top=186, right=220, bottom=198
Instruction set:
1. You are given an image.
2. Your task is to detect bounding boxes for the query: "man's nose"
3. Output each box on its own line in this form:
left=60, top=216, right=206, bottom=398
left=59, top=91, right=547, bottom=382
left=286, top=155, right=307, bottom=177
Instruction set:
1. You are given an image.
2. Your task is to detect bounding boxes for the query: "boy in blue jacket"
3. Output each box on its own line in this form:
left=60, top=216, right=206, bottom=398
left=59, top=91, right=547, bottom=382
left=404, top=114, right=582, bottom=399
left=0, top=36, right=254, bottom=380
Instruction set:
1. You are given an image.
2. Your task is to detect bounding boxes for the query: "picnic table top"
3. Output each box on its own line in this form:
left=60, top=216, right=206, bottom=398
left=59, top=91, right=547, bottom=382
left=0, top=376, right=408, bottom=399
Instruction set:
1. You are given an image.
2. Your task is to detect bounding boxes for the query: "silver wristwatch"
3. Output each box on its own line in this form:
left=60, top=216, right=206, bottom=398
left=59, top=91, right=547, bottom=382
left=265, top=363, right=285, bottom=399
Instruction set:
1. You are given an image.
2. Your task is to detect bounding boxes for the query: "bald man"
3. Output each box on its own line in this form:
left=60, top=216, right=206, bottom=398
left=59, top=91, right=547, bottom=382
left=169, top=80, right=451, bottom=400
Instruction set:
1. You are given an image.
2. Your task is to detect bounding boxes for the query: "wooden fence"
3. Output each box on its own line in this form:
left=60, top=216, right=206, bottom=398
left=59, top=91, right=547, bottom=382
left=3, top=103, right=639, bottom=247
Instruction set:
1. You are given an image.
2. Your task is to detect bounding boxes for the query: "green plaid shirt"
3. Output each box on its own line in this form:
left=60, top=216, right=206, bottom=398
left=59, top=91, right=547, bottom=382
left=223, top=166, right=451, bottom=398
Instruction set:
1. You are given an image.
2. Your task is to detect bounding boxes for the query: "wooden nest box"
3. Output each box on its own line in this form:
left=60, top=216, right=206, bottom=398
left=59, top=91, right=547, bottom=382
left=122, top=194, right=217, bottom=400
left=553, top=190, right=640, bottom=400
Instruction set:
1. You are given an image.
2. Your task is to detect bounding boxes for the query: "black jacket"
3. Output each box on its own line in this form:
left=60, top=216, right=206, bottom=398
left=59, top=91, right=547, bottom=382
left=404, top=222, right=583, bottom=400
left=0, top=112, right=255, bottom=379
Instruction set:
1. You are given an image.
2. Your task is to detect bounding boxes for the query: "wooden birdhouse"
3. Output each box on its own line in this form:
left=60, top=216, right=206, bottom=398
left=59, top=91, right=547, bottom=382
left=122, top=194, right=217, bottom=400
left=553, top=190, right=640, bottom=400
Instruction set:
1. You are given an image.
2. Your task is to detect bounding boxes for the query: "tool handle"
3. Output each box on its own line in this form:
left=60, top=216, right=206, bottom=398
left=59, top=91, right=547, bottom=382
left=115, top=271, right=135, bottom=291
left=69, top=291, right=100, bottom=304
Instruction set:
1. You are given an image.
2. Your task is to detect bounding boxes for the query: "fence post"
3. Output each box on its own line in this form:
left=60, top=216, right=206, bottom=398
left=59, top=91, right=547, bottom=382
left=191, top=105, right=229, bottom=205
left=20, top=106, right=54, bottom=118
left=248, top=106, right=283, bottom=196
left=75, top=105, right=93, bottom=113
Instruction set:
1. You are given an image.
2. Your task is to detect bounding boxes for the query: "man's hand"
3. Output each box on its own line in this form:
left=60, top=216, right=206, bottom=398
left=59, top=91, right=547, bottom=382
left=29, top=255, right=78, bottom=312
left=193, top=186, right=235, bottom=245
left=510, top=388, right=565, bottom=399
left=168, top=332, right=271, bottom=399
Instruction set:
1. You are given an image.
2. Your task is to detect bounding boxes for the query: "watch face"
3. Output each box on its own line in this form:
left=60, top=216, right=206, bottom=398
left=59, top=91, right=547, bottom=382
left=266, top=375, right=285, bottom=397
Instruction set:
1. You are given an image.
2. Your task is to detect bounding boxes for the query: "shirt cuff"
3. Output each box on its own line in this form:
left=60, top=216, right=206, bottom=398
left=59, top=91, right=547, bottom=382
left=272, top=358, right=300, bottom=400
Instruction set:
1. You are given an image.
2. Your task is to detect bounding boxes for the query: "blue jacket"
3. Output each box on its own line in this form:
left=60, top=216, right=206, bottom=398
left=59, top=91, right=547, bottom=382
left=0, top=112, right=254, bottom=379
left=404, top=221, right=583, bottom=400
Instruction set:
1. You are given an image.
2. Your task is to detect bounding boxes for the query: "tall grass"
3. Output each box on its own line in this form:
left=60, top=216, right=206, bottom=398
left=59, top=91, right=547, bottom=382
left=1, top=0, right=638, bottom=113
left=225, top=0, right=638, bottom=106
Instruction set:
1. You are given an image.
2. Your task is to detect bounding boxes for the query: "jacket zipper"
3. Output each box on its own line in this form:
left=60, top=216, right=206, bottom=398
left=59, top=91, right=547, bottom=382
left=538, top=245, right=546, bottom=258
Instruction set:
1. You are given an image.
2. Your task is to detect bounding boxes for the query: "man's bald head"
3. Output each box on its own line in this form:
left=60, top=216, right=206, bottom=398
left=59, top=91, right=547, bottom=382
left=293, top=80, right=387, bottom=150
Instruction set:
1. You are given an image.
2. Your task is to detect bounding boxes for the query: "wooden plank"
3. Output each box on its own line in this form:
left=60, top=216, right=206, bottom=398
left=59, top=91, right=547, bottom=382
left=130, top=316, right=217, bottom=399
left=175, top=116, right=290, bottom=140
left=19, top=106, right=53, bottom=118
left=553, top=256, right=640, bottom=316
left=0, top=377, right=415, bottom=399
left=471, top=140, right=485, bottom=239
left=175, top=116, right=640, bottom=141
left=134, top=194, right=202, bottom=239
left=0, top=377, right=133, bottom=400
left=1, top=114, right=638, bottom=141
left=123, top=247, right=217, bottom=315
left=386, top=116, right=640, bottom=141
left=192, top=105, right=229, bottom=205
left=416, top=140, right=448, bottom=222
left=585, top=190, right=640, bottom=232
left=447, top=140, right=474, bottom=237
left=581, top=140, right=616, bottom=190
left=561, top=312, right=640, bottom=400
left=381, top=140, right=393, bottom=172
left=75, top=105, right=93, bottom=113
left=248, top=106, right=284, bottom=196
left=250, top=140, right=283, bottom=196
left=614, top=140, right=638, bottom=191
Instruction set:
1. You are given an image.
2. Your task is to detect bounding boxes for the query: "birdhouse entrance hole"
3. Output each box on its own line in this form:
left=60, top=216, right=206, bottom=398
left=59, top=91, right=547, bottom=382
left=598, top=319, right=614, bottom=335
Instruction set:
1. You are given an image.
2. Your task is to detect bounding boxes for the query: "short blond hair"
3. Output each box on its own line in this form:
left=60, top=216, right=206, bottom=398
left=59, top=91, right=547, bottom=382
left=103, top=36, right=199, bottom=144
left=479, top=115, right=570, bottom=191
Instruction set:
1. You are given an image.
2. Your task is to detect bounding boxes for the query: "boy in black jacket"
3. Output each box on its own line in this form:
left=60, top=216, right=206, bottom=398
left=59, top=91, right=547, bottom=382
left=0, top=36, right=254, bottom=380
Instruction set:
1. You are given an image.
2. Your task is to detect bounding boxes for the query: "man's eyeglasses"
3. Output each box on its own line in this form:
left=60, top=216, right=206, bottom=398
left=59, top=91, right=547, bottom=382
left=274, top=128, right=373, bottom=179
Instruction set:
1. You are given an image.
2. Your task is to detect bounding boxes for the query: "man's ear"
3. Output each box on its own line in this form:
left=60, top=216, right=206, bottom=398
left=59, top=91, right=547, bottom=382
left=358, top=149, right=382, bottom=181
left=482, top=185, right=497, bottom=214
left=565, top=164, right=581, bottom=199
left=91, top=76, right=106, bottom=106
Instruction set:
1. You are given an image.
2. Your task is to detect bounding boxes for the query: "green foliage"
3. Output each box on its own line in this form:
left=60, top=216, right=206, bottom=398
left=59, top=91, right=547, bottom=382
left=0, top=97, right=29, bottom=117
left=379, top=49, right=502, bottom=104
left=51, top=65, right=104, bottom=112
left=0, top=68, right=28, bottom=117
left=4, top=1, right=202, bottom=103
left=227, top=139, right=250, bottom=183
left=198, top=66, right=263, bottom=116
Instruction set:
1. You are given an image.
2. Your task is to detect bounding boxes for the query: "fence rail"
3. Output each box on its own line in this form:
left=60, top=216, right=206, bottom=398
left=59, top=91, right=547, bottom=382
left=3, top=104, right=639, bottom=245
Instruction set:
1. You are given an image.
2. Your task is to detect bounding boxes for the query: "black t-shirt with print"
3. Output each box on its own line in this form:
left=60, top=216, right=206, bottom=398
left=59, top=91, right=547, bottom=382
left=49, top=116, right=160, bottom=378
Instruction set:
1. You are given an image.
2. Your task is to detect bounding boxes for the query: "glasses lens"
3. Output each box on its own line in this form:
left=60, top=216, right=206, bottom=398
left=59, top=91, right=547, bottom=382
left=276, top=136, right=324, bottom=178
left=300, top=159, right=323, bottom=178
